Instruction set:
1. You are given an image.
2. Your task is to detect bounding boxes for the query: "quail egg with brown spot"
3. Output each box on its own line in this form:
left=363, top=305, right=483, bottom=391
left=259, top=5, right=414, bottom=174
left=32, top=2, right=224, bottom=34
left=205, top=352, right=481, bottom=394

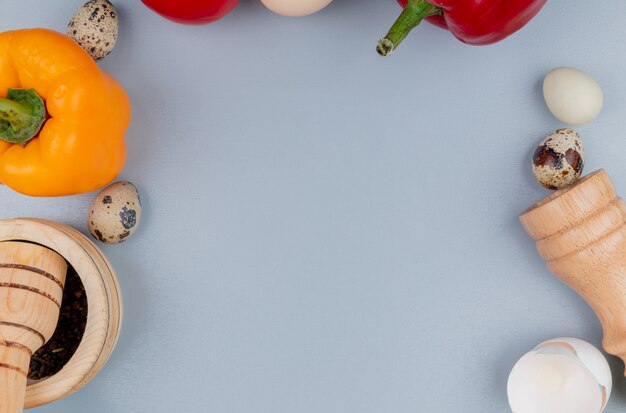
left=88, top=181, right=141, bottom=244
left=67, top=0, right=118, bottom=61
left=532, top=128, right=585, bottom=190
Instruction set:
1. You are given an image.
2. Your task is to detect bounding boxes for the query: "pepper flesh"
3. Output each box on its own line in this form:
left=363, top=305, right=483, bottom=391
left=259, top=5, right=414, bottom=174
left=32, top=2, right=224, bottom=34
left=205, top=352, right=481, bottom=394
left=378, top=0, right=547, bottom=55
left=0, top=29, right=130, bottom=197
left=141, top=0, right=239, bottom=24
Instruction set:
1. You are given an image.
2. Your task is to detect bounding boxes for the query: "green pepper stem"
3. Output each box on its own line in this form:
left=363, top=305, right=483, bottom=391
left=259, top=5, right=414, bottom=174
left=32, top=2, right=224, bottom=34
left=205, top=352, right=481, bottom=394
left=0, top=89, right=46, bottom=145
left=377, top=0, right=442, bottom=57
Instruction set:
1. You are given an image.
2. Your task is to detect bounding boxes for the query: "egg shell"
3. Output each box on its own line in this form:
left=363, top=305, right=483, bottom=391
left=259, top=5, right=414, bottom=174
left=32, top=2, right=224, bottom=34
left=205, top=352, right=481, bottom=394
left=543, top=67, right=603, bottom=125
left=532, top=128, right=585, bottom=190
left=507, top=337, right=611, bottom=413
left=67, top=0, right=118, bottom=61
left=88, top=181, right=141, bottom=244
left=260, top=0, right=333, bottom=17
left=542, top=338, right=612, bottom=396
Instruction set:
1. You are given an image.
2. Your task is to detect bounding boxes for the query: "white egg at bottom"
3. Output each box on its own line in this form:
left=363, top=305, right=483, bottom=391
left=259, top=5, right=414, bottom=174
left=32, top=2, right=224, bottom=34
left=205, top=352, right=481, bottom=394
left=507, top=337, right=611, bottom=413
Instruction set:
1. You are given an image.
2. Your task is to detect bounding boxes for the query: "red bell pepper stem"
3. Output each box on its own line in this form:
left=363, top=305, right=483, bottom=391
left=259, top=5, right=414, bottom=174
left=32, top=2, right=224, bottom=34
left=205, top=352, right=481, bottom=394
left=377, top=0, right=441, bottom=56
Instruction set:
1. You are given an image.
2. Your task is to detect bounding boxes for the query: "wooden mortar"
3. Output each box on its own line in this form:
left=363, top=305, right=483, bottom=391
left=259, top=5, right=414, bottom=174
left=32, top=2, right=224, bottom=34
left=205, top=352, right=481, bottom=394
left=0, top=218, right=122, bottom=408
left=520, top=170, right=626, bottom=371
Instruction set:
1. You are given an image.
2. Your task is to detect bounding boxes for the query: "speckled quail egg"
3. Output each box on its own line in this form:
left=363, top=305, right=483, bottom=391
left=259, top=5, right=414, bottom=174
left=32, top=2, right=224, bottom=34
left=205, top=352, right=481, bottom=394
left=532, top=128, right=585, bottom=190
left=67, top=0, right=118, bottom=61
left=88, top=181, right=141, bottom=244
left=543, top=67, right=603, bottom=125
left=508, top=337, right=611, bottom=413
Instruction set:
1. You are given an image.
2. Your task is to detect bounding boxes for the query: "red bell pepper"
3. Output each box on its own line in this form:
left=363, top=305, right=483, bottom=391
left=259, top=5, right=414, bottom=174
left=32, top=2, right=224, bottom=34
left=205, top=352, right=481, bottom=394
left=141, top=0, right=238, bottom=25
left=377, top=0, right=547, bottom=56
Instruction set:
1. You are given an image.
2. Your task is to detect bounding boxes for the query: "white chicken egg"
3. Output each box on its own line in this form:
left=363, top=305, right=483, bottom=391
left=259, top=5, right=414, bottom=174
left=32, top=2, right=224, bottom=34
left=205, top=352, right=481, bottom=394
left=260, top=0, right=333, bottom=17
left=543, top=67, right=603, bottom=125
left=507, top=338, right=611, bottom=413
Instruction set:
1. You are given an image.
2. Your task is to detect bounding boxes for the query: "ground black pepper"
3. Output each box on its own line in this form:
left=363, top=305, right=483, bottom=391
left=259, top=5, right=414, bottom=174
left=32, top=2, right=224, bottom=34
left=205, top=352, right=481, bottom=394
left=28, top=265, right=88, bottom=381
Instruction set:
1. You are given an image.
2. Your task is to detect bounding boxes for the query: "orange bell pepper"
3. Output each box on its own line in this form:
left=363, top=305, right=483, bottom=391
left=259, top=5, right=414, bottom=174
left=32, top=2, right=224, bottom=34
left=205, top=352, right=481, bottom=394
left=0, top=29, right=130, bottom=197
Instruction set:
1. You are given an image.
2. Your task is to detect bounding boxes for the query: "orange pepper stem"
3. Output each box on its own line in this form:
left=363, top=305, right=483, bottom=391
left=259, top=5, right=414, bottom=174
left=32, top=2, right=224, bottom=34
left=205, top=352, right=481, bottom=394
left=377, top=0, right=442, bottom=56
left=0, top=89, right=46, bottom=145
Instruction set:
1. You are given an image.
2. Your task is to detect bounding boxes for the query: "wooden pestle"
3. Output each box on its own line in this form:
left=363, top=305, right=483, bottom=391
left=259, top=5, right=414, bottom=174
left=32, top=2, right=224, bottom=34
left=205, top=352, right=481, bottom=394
left=0, top=242, right=67, bottom=413
left=520, top=169, right=626, bottom=372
